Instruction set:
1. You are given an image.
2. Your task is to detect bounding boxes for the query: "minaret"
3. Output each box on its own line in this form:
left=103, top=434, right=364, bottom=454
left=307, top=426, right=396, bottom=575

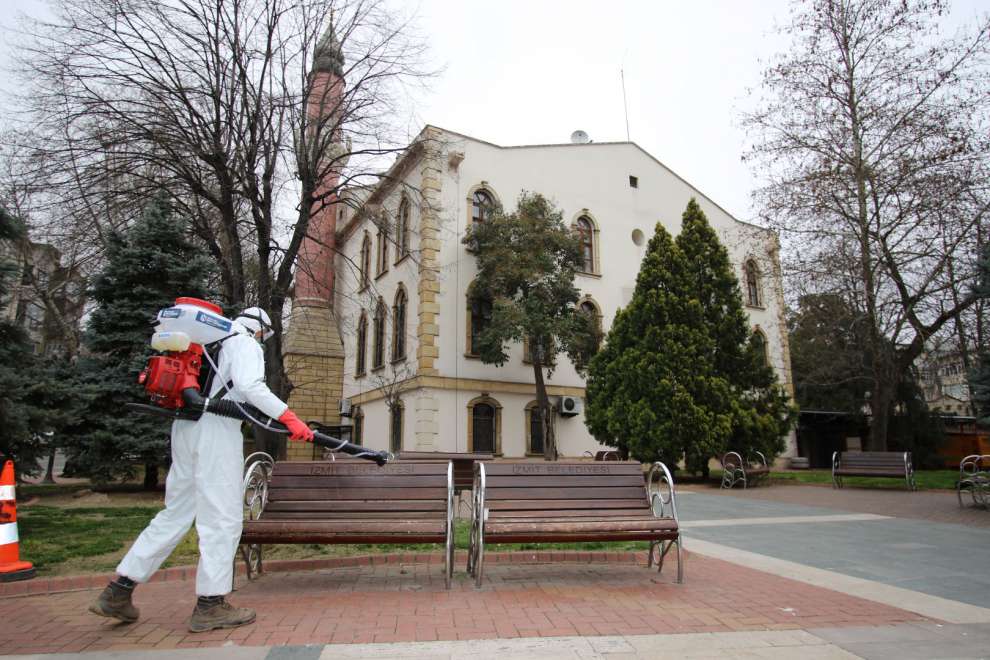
left=282, top=23, right=347, bottom=460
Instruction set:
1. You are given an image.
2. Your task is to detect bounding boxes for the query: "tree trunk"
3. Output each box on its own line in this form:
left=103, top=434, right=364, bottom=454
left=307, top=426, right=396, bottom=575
left=531, top=348, right=557, bottom=461
left=143, top=462, right=159, bottom=490
left=42, top=446, right=57, bottom=484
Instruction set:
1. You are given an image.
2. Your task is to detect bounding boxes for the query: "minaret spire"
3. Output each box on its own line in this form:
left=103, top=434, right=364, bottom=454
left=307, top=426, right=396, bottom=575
left=313, top=22, right=344, bottom=76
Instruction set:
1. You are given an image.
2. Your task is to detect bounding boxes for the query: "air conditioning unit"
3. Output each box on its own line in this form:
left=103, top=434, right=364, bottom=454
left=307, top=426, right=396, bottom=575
left=339, top=399, right=352, bottom=417
left=558, top=395, right=583, bottom=417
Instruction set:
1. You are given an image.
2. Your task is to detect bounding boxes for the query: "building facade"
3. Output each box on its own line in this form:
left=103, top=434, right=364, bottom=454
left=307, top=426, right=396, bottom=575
left=331, top=127, right=797, bottom=459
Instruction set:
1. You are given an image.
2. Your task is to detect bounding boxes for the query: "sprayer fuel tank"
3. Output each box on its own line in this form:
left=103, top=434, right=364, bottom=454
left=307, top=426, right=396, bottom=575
left=154, top=297, right=234, bottom=346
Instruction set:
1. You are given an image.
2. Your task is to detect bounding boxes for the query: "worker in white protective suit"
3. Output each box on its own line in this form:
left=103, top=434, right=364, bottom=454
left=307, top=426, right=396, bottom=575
left=88, top=307, right=315, bottom=633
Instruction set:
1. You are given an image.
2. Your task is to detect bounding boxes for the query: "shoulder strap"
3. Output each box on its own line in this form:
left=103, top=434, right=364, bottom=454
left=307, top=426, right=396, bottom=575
left=204, top=334, right=237, bottom=399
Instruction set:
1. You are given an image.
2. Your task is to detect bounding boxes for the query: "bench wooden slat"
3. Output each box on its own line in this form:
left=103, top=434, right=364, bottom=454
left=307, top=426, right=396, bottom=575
left=484, top=498, right=650, bottom=511
left=265, top=500, right=447, bottom=512
left=484, top=475, right=645, bottom=488
left=269, top=461, right=450, bottom=476
left=269, top=487, right=448, bottom=500
left=261, top=511, right=445, bottom=520
left=486, top=508, right=653, bottom=519
left=270, top=475, right=449, bottom=488
left=484, top=486, right=647, bottom=500
left=482, top=461, right=643, bottom=476
left=487, top=519, right=678, bottom=534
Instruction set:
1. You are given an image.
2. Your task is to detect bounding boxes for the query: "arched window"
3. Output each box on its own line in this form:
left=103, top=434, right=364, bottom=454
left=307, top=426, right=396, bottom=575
left=471, top=189, right=494, bottom=224
left=575, top=216, right=595, bottom=273
left=467, top=396, right=501, bottom=454
left=372, top=298, right=385, bottom=369
left=376, top=220, right=389, bottom=276
left=467, top=293, right=493, bottom=357
left=752, top=328, right=769, bottom=367
left=578, top=298, right=603, bottom=352
left=359, top=233, right=371, bottom=290
left=525, top=401, right=555, bottom=456
left=744, top=259, right=761, bottom=307
left=396, top=197, right=411, bottom=260
left=355, top=312, right=368, bottom=375
left=352, top=406, right=363, bottom=446
left=392, top=285, right=407, bottom=361
left=390, top=400, right=403, bottom=452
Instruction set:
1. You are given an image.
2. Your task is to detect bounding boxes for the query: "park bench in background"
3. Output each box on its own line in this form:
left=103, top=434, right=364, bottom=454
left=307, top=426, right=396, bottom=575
left=583, top=449, right=621, bottom=461
left=957, top=454, right=990, bottom=508
left=831, top=451, right=916, bottom=490
left=467, top=460, right=682, bottom=587
left=239, top=455, right=454, bottom=588
left=720, top=450, right=770, bottom=489
left=397, top=450, right=493, bottom=494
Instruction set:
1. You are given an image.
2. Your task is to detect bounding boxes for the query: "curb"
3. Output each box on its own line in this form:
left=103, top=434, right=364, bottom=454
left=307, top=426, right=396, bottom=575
left=0, top=549, right=652, bottom=598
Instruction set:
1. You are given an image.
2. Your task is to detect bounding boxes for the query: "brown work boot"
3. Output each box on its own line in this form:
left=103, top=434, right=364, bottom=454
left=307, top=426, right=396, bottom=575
left=188, top=596, right=256, bottom=633
left=88, top=581, right=140, bottom=623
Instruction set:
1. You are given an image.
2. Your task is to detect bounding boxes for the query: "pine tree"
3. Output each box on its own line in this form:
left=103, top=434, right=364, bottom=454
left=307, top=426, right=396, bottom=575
left=971, top=244, right=990, bottom=426
left=585, top=199, right=795, bottom=470
left=675, top=200, right=794, bottom=470
left=585, top=219, right=733, bottom=466
left=0, top=206, right=44, bottom=476
left=462, top=192, right=597, bottom=460
left=70, top=193, right=212, bottom=487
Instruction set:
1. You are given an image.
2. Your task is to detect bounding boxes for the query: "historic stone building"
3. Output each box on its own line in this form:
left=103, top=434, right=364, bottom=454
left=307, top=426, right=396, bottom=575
left=329, top=127, right=797, bottom=459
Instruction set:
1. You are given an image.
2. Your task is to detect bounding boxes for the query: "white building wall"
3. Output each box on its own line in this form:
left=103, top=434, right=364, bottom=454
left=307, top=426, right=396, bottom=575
left=338, top=128, right=796, bottom=459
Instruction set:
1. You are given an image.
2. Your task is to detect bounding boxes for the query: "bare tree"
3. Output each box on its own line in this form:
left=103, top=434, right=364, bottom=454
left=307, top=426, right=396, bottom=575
left=742, top=0, right=990, bottom=448
left=5, top=0, right=433, bottom=411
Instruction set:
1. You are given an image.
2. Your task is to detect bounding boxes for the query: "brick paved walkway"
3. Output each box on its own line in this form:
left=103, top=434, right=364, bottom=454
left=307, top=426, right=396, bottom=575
left=0, top=554, right=927, bottom=656
left=685, top=483, right=990, bottom=528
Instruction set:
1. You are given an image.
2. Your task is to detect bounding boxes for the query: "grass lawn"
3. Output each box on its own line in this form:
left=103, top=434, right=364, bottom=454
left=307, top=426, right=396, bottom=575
left=709, top=468, right=959, bottom=490
left=17, top=499, right=648, bottom=577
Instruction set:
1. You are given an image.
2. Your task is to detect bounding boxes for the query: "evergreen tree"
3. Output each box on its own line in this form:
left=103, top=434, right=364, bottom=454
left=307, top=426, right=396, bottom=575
left=462, top=192, right=597, bottom=459
left=585, top=219, right=733, bottom=466
left=585, top=199, right=794, bottom=470
left=71, top=193, right=212, bottom=487
left=675, top=200, right=794, bottom=470
left=971, top=244, right=990, bottom=426
left=0, top=206, right=44, bottom=477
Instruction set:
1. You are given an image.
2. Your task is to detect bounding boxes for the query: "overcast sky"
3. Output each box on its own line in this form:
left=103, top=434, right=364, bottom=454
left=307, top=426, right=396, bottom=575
left=1, top=0, right=986, bottom=222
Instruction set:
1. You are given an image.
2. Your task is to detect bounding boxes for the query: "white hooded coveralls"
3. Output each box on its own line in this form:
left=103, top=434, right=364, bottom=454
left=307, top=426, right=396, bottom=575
left=116, top=322, right=288, bottom=596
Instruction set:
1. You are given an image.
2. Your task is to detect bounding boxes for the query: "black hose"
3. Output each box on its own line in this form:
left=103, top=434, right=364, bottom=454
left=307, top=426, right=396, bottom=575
left=137, top=389, right=388, bottom=465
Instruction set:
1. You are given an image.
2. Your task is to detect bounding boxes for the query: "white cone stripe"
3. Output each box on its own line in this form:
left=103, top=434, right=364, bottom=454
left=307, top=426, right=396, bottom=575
left=0, top=521, right=18, bottom=545
left=0, top=485, right=14, bottom=501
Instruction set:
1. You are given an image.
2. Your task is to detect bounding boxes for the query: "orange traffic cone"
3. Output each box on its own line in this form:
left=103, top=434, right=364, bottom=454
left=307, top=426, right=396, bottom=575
left=0, top=460, right=35, bottom=582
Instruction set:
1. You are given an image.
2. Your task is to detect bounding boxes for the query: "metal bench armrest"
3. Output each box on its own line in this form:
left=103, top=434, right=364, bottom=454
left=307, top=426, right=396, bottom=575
left=242, top=452, right=274, bottom=521
left=647, top=461, right=678, bottom=524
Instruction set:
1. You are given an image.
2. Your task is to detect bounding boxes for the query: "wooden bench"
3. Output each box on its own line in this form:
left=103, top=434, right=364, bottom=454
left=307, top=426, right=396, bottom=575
left=720, top=451, right=770, bottom=489
left=831, top=451, right=916, bottom=490
left=583, top=450, right=622, bottom=461
left=958, top=454, right=990, bottom=508
left=396, top=451, right=493, bottom=493
left=467, top=460, right=682, bottom=587
left=239, top=455, right=455, bottom=588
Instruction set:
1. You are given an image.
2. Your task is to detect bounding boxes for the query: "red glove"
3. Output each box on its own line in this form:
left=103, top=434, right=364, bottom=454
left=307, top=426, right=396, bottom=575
left=279, top=409, right=314, bottom=442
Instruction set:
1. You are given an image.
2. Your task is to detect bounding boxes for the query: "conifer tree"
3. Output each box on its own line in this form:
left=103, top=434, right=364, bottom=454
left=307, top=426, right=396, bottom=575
left=675, top=200, right=794, bottom=470
left=585, top=199, right=794, bottom=470
left=585, top=220, right=733, bottom=466
left=971, top=244, right=990, bottom=426
left=0, top=206, right=44, bottom=476
left=70, top=193, right=212, bottom=487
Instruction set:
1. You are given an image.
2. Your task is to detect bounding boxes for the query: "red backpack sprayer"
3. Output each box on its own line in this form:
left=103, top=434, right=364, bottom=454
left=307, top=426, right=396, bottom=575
left=127, top=297, right=388, bottom=466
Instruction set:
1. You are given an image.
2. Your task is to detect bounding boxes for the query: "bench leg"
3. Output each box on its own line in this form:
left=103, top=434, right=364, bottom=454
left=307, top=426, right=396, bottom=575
left=676, top=537, right=683, bottom=584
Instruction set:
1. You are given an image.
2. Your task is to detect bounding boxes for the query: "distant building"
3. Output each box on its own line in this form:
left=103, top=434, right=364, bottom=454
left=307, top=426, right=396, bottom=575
left=0, top=238, right=85, bottom=356
left=919, top=347, right=976, bottom=417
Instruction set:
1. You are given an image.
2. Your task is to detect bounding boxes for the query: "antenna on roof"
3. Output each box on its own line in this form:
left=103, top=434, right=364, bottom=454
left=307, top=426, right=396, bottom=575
left=621, top=67, right=631, bottom=141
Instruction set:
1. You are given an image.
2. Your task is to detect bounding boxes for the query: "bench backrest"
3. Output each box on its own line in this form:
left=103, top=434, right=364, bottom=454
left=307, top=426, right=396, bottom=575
left=263, top=460, right=451, bottom=519
left=838, top=451, right=909, bottom=469
left=480, top=461, right=649, bottom=515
